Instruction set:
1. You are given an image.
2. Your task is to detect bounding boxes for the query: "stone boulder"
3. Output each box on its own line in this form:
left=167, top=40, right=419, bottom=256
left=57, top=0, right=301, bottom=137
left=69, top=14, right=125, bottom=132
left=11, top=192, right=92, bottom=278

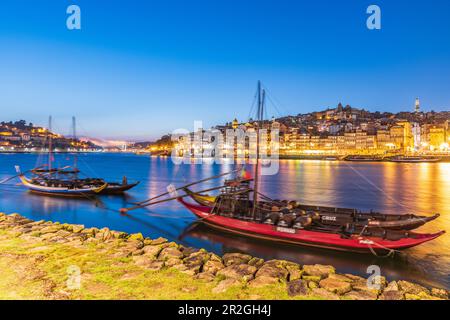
left=286, top=264, right=303, bottom=281
left=319, top=277, right=352, bottom=295
left=216, top=264, right=257, bottom=282
left=222, top=253, right=252, bottom=266
left=202, top=259, right=225, bottom=275
left=379, top=290, right=405, bottom=300
left=248, top=257, right=264, bottom=268
left=142, top=244, right=166, bottom=259
left=151, top=237, right=168, bottom=245
left=212, top=279, right=241, bottom=294
left=287, top=279, right=309, bottom=297
left=249, top=276, right=280, bottom=288
left=303, top=264, right=335, bottom=279
left=146, top=260, right=165, bottom=271
left=194, top=272, right=216, bottom=282
left=181, top=251, right=210, bottom=275
left=344, top=290, right=378, bottom=300
left=384, top=281, right=399, bottom=292
left=158, top=247, right=184, bottom=261
left=311, top=288, right=340, bottom=300
left=431, top=288, right=448, bottom=299
left=397, top=280, right=430, bottom=295
left=128, top=233, right=144, bottom=241
left=71, top=225, right=85, bottom=233
left=255, top=262, right=289, bottom=281
left=39, top=225, right=62, bottom=235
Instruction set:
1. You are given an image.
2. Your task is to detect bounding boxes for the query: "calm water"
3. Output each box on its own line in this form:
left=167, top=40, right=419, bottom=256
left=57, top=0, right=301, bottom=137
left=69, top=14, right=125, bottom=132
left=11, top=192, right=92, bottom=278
left=1, top=153, right=449, bottom=289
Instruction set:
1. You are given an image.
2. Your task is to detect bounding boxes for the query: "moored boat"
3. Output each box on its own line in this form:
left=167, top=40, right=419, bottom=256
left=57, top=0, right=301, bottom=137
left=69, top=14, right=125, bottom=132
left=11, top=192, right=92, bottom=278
left=388, top=156, right=441, bottom=163
left=178, top=198, right=444, bottom=254
left=183, top=186, right=440, bottom=232
left=18, top=174, right=107, bottom=197
left=344, top=155, right=384, bottom=162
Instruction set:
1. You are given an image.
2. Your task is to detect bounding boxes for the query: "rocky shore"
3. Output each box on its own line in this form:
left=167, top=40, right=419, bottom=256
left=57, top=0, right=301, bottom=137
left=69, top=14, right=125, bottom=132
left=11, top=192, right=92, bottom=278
left=0, top=212, right=448, bottom=300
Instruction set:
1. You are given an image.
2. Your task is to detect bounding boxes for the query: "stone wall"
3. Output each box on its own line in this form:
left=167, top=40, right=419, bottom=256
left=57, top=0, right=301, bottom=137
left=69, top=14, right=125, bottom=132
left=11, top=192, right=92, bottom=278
left=0, top=212, right=448, bottom=300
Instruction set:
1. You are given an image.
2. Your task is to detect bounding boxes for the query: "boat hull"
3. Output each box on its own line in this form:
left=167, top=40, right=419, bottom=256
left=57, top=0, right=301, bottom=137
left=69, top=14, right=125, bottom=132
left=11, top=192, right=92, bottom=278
left=178, top=198, right=444, bottom=254
left=99, top=182, right=140, bottom=195
left=19, top=176, right=107, bottom=198
left=184, top=190, right=439, bottom=231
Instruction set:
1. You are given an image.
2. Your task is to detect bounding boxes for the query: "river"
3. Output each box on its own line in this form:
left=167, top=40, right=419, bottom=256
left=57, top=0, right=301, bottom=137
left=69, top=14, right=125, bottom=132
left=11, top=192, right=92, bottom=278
left=0, top=153, right=449, bottom=289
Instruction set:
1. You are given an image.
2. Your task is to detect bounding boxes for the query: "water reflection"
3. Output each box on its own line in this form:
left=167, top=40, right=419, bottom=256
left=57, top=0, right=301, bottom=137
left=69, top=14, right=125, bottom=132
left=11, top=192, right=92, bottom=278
left=0, top=154, right=449, bottom=289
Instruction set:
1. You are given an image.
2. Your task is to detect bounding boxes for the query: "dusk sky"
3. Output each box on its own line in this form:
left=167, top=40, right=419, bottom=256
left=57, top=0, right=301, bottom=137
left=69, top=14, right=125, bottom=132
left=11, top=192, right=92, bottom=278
left=1, top=0, right=449, bottom=141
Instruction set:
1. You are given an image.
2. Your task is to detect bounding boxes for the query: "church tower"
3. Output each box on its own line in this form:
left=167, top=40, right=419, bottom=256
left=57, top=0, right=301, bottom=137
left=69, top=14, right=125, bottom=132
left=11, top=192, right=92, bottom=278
left=415, top=98, right=420, bottom=113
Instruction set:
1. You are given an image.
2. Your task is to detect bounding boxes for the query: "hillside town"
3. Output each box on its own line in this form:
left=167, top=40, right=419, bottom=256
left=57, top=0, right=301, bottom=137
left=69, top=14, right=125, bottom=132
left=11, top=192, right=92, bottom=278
left=0, top=120, right=100, bottom=152
left=151, top=99, right=450, bottom=158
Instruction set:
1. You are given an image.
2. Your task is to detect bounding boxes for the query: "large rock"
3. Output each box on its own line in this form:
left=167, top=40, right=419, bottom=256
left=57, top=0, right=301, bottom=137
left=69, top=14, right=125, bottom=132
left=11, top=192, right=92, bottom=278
left=351, top=279, right=381, bottom=296
left=397, top=280, right=430, bottom=295
left=151, top=237, right=168, bottom=245
left=194, top=272, right=216, bottom=282
left=222, top=253, right=252, bottom=266
left=431, top=288, right=448, bottom=299
left=158, top=247, right=184, bottom=261
left=319, top=277, right=352, bottom=295
left=344, top=290, right=378, bottom=300
left=384, top=281, right=399, bottom=292
left=212, top=279, right=241, bottom=294
left=183, top=251, right=209, bottom=269
left=327, top=273, right=353, bottom=283
left=202, top=259, right=225, bottom=275
left=142, top=244, right=165, bottom=259
left=146, top=260, right=165, bottom=271
left=311, top=288, right=340, bottom=300
left=286, top=264, right=303, bottom=281
left=128, top=233, right=144, bottom=241
left=133, top=255, right=156, bottom=267
left=287, top=279, right=309, bottom=297
left=249, top=276, right=280, bottom=288
left=379, top=290, right=405, bottom=300
left=303, top=264, right=335, bottom=279
left=71, top=225, right=84, bottom=233
left=216, top=264, right=257, bottom=281
left=39, top=225, right=62, bottom=235
left=255, top=262, right=289, bottom=281
left=248, top=257, right=264, bottom=268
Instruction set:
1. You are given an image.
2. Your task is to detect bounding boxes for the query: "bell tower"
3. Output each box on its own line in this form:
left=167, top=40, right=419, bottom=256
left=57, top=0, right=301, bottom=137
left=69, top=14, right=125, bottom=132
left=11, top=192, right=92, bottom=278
left=415, top=98, right=420, bottom=113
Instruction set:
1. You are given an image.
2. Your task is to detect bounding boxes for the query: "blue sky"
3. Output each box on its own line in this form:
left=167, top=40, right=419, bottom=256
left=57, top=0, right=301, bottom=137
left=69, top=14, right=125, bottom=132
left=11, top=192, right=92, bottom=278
left=0, top=0, right=449, bottom=140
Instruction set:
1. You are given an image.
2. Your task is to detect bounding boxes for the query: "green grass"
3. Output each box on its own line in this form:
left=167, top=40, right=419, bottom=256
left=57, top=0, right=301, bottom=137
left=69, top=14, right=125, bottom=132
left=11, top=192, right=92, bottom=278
left=0, top=229, right=327, bottom=300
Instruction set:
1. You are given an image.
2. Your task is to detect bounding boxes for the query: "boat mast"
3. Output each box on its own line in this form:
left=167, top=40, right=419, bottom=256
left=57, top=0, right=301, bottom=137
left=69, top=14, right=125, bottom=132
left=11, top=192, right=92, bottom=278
left=252, top=81, right=264, bottom=219
left=48, top=116, right=53, bottom=171
left=72, top=116, right=78, bottom=171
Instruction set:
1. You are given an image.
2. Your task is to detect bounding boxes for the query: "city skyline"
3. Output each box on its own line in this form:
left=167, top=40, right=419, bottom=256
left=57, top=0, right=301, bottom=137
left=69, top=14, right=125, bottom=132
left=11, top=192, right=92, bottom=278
left=1, top=0, right=450, bottom=140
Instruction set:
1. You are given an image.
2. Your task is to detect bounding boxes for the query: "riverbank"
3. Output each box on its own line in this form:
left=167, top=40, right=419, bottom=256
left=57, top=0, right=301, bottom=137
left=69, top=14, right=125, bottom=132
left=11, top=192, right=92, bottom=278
left=0, top=213, right=447, bottom=300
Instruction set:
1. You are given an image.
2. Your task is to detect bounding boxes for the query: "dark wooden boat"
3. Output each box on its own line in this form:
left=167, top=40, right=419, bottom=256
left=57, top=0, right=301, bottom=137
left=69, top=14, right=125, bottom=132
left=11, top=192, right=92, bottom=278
left=183, top=187, right=440, bottom=231
left=19, top=175, right=107, bottom=197
left=388, top=156, right=441, bottom=163
left=64, top=177, right=139, bottom=195
left=178, top=198, right=444, bottom=254
left=344, top=155, right=384, bottom=162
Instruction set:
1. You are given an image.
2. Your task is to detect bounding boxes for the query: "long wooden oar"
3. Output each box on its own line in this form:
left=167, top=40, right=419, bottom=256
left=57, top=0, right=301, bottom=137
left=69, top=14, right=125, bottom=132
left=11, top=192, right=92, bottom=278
left=121, top=184, right=227, bottom=213
left=0, top=167, right=40, bottom=185
left=133, top=169, right=238, bottom=206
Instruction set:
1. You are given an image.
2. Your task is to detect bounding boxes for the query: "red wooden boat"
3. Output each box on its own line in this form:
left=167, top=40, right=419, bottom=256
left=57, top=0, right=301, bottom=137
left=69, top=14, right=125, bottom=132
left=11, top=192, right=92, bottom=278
left=178, top=198, right=444, bottom=254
